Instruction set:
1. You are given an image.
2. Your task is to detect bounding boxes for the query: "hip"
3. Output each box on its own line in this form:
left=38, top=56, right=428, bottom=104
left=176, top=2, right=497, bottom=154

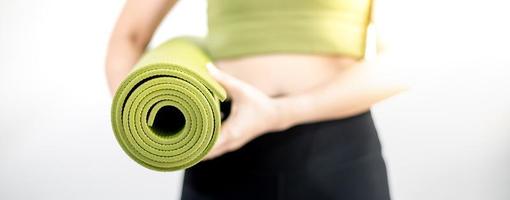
left=187, top=110, right=383, bottom=173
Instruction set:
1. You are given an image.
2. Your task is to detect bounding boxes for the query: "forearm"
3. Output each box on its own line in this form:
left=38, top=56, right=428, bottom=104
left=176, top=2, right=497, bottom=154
left=274, top=56, right=409, bottom=129
left=105, top=38, right=145, bottom=94
left=105, top=0, right=177, bottom=95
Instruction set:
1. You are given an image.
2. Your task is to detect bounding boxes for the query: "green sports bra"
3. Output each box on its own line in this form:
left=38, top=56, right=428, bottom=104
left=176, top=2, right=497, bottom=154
left=205, top=0, right=373, bottom=60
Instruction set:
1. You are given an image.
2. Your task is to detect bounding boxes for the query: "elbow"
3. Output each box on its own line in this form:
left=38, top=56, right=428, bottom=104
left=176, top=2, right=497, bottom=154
left=126, top=31, right=150, bottom=50
left=382, top=71, right=412, bottom=98
left=367, top=63, right=412, bottom=100
left=391, top=80, right=411, bottom=97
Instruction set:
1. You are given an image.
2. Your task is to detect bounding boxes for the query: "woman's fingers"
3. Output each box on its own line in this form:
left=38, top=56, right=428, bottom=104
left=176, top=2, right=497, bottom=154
left=206, top=63, right=247, bottom=97
left=204, top=118, right=234, bottom=160
left=202, top=63, right=272, bottom=160
left=204, top=137, right=233, bottom=160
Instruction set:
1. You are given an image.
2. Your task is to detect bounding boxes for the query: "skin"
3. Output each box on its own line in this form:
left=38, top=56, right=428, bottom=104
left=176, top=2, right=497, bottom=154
left=105, top=0, right=408, bottom=160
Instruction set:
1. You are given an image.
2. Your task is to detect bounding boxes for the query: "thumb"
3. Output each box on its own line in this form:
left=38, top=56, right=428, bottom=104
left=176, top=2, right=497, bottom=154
left=206, top=63, right=246, bottom=97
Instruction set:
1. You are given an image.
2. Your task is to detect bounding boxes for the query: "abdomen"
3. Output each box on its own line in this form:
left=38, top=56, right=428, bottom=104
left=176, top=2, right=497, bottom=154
left=214, top=53, right=359, bottom=97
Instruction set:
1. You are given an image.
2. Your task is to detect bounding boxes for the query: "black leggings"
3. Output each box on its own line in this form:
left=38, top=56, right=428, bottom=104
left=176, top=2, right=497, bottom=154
left=181, top=108, right=391, bottom=200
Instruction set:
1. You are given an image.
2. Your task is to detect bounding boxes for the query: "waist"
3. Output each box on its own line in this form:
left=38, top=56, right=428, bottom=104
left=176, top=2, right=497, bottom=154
left=214, top=53, right=359, bottom=97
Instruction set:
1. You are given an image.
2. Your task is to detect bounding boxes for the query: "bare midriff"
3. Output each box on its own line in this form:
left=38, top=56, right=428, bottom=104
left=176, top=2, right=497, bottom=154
left=215, top=54, right=359, bottom=97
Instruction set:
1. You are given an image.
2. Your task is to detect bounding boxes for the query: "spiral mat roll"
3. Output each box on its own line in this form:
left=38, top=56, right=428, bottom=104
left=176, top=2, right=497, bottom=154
left=111, top=37, right=227, bottom=171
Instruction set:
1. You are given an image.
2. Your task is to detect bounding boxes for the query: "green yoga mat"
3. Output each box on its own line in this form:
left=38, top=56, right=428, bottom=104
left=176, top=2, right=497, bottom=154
left=111, top=37, right=227, bottom=171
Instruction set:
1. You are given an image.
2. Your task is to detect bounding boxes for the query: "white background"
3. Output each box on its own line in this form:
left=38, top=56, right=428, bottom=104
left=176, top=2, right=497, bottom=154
left=1, top=0, right=509, bottom=199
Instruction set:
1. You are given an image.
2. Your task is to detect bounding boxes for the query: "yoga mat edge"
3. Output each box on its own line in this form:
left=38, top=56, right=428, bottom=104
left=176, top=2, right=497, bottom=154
left=111, top=37, right=226, bottom=171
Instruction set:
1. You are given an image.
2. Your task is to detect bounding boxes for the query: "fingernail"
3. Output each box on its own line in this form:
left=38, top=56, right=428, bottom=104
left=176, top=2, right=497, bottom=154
left=206, top=63, right=219, bottom=74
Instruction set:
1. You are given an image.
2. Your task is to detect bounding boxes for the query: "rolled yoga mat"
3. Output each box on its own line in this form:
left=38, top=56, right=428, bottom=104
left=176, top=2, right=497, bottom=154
left=111, top=37, right=227, bottom=171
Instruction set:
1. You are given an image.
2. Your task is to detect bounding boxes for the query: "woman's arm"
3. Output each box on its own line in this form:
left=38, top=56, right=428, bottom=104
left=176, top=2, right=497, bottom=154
left=274, top=0, right=409, bottom=128
left=105, top=0, right=177, bottom=94
left=275, top=56, right=410, bottom=129
left=203, top=55, right=410, bottom=159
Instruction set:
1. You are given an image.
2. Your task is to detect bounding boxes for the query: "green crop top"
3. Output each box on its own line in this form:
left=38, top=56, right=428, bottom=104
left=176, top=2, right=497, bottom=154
left=205, top=0, right=373, bottom=60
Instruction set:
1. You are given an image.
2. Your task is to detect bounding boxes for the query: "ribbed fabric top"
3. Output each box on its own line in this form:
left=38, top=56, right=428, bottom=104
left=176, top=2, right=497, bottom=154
left=206, top=0, right=372, bottom=60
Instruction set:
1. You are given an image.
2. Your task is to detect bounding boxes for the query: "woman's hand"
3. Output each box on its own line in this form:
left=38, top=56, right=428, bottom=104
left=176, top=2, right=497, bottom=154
left=203, top=64, right=288, bottom=160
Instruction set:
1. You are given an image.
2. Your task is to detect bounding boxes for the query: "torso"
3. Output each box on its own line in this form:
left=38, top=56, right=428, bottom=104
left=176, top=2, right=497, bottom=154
left=215, top=54, right=359, bottom=97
